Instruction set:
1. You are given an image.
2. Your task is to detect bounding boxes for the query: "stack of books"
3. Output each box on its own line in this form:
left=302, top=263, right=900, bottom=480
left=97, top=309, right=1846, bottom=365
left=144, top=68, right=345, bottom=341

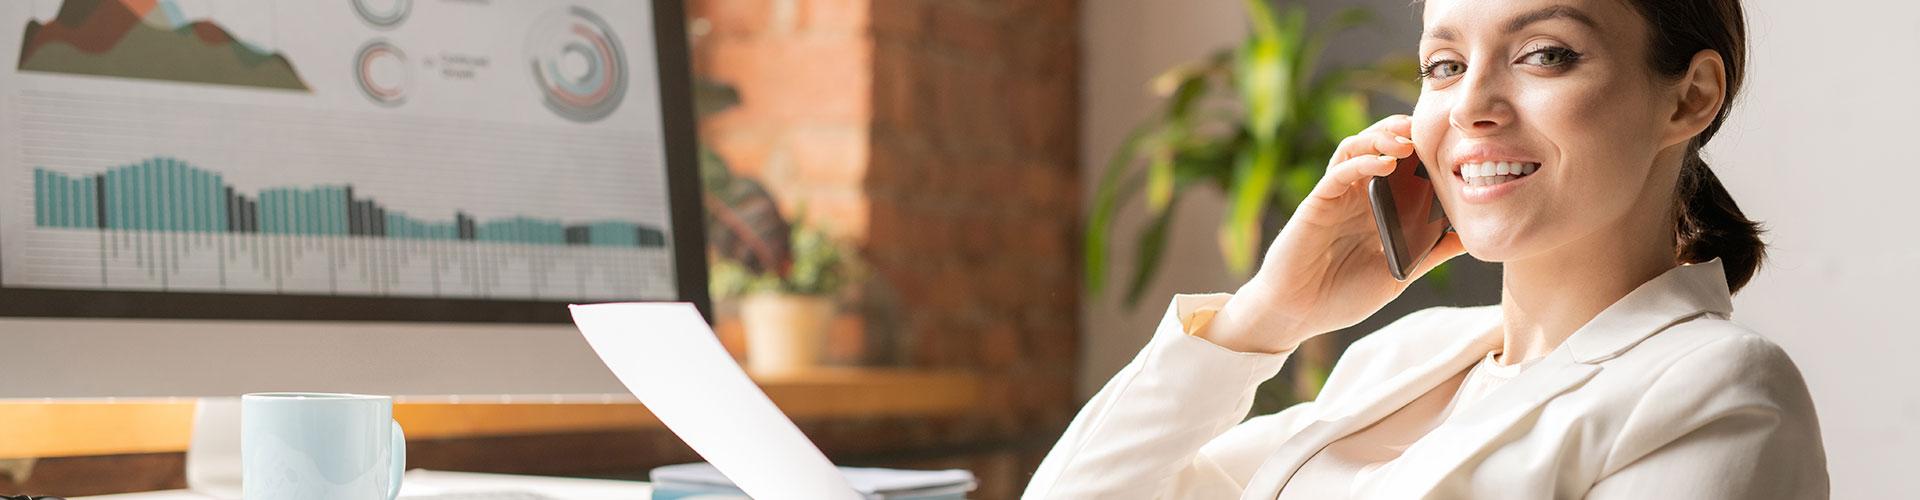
left=649, top=462, right=978, bottom=500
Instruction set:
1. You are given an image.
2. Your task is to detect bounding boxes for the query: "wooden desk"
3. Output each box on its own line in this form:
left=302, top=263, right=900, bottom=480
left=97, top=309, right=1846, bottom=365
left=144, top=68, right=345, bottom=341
left=0, top=368, right=982, bottom=460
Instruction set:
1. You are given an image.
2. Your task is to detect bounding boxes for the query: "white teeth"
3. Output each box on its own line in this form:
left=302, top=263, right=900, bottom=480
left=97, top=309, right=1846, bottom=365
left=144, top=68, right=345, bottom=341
left=1458, top=161, right=1540, bottom=186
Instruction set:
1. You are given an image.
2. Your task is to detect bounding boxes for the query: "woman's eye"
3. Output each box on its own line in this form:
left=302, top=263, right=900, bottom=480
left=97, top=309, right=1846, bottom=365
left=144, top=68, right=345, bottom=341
left=1520, top=46, right=1583, bottom=68
left=1420, top=60, right=1465, bottom=80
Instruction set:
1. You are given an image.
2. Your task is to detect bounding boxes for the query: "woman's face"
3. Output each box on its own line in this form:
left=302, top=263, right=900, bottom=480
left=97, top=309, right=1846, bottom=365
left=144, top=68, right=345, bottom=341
left=1413, top=0, right=1679, bottom=262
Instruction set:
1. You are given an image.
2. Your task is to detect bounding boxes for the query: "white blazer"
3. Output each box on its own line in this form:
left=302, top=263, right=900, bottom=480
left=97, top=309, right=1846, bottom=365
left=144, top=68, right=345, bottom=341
left=1025, top=259, right=1828, bottom=499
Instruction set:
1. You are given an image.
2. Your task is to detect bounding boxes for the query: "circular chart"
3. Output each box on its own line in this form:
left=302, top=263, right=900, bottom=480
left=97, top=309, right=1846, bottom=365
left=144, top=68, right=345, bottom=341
left=526, top=6, right=628, bottom=123
left=352, top=0, right=412, bottom=29
left=355, top=40, right=410, bottom=107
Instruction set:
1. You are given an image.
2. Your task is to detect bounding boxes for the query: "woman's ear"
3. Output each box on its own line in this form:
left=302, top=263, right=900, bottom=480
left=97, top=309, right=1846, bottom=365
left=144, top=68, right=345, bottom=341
left=1662, top=49, right=1728, bottom=149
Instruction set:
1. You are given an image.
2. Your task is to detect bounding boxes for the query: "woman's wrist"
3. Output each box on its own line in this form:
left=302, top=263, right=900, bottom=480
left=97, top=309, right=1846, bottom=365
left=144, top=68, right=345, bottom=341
left=1197, top=284, right=1312, bottom=354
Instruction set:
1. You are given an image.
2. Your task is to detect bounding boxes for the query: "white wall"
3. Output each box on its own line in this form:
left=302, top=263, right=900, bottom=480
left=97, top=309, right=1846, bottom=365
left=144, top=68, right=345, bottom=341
left=1078, top=1, right=1916, bottom=497
left=1077, top=0, right=1245, bottom=399
left=1705, top=1, right=1919, bottom=497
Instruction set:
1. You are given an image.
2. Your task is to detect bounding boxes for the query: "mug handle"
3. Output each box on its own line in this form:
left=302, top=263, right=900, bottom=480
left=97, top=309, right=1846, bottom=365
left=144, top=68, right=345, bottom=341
left=388, top=420, right=407, bottom=500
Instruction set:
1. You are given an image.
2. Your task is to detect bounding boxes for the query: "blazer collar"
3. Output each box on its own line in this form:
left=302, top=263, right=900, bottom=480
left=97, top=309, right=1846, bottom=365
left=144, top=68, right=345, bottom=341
left=1562, top=257, right=1735, bottom=364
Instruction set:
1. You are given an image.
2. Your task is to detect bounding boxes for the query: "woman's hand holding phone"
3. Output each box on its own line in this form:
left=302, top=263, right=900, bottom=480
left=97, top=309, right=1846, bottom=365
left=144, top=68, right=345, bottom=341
left=1198, top=115, right=1466, bottom=354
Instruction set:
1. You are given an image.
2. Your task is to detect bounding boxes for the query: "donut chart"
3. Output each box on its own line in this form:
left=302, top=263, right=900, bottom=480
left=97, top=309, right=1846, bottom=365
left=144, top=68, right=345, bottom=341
left=526, top=6, right=628, bottom=123
left=355, top=40, right=409, bottom=107
left=352, top=0, right=412, bottom=29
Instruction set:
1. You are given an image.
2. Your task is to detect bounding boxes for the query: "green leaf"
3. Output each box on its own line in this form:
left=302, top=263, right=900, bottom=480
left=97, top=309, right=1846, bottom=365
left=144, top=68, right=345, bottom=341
left=1147, top=143, right=1176, bottom=213
left=1123, top=199, right=1178, bottom=308
left=1320, top=91, right=1371, bottom=142
left=1221, top=142, right=1280, bottom=275
left=1278, top=162, right=1320, bottom=211
left=1084, top=126, right=1152, bottom=295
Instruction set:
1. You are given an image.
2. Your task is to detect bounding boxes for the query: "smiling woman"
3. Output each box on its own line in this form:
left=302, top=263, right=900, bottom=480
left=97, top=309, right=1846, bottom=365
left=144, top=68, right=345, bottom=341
left=1026, top=0, right=1828, bottom=498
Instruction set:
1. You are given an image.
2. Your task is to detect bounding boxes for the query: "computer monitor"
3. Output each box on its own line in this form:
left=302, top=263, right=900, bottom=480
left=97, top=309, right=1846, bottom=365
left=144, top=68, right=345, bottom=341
left=0, top=0, right=707, bottom=398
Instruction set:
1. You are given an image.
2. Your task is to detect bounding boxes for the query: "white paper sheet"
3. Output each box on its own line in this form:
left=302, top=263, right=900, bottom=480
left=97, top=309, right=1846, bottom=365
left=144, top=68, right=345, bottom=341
left=568, top=302, right=861, bottom=500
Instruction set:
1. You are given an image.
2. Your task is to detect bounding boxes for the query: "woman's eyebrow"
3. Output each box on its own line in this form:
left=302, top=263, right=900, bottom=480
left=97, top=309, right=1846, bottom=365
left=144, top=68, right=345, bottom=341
left=1422, top=5, right=1601, bottom=42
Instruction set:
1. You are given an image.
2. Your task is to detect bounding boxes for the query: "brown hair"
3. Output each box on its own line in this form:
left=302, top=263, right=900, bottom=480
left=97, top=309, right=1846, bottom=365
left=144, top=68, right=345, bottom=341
left=1622, top=0, right=1767, bottom=293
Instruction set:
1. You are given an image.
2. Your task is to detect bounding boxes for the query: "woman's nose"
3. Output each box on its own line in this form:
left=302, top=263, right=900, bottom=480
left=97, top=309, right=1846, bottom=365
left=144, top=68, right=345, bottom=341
left=1447, top=69, right=1516, bottom=134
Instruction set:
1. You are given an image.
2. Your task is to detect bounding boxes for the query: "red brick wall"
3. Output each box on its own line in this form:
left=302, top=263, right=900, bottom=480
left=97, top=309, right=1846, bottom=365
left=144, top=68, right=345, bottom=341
left=690, top=0, right=1081, bottom=497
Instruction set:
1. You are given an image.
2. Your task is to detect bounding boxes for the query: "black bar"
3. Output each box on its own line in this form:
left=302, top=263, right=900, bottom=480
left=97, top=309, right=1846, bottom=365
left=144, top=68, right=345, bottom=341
left=637, top=226, right=666, bottom=247
left=371, top=206, right=386, bottom=237
left=94, top=174, right=108, bottom=229
left=456, top=212, right=476, bottom=240
left=225, top=187, right=238, bottom=232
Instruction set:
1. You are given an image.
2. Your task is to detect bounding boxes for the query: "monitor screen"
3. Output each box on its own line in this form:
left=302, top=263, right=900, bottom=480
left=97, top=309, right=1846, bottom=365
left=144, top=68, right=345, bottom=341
left=0, top=0, right=708, bottom=323
left=0, top=0, right=705, bottom=398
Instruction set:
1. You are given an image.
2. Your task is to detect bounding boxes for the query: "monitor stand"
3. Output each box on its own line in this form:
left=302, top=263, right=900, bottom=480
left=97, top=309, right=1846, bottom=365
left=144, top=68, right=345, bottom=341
left=184, top=398, right=242, bottom=499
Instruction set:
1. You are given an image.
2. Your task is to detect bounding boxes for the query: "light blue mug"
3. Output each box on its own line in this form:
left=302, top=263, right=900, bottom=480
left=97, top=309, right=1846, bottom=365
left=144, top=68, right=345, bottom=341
left=242, top=392, right=406, bottom=499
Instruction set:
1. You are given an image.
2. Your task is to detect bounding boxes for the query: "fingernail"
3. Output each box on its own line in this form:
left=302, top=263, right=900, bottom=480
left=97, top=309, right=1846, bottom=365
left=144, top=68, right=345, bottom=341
left=1378, top=154, right=1396, bottom=163
left=1394, top=136, right=1414, bottom=144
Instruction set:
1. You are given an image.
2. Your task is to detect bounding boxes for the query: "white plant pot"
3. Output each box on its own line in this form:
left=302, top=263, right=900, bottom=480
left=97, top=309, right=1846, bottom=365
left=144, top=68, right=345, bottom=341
left=738, top=293, right=836, bottom=375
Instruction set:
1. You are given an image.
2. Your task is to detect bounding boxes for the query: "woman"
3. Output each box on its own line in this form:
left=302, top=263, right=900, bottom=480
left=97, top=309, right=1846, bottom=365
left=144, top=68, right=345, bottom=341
left=1025, top=0, right=1827, bottom=498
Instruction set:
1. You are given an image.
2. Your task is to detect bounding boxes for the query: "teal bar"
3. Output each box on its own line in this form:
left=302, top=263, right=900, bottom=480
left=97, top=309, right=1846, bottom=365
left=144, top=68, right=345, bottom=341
left=333, top=188, right=344, bottom=235
left=140, top=160, right=153, bottom=231
left=338, top=189, right=349, bottom=235
left=55, top=172, right=69, bottom=227
left=175, top=160, right=187, bottom=231
left=193, top=169, right=207, bottom=232
left=105, top=169, right=117, bottom=230
left=326, top=188, right=339, bottom=235
left=81, top=177, right=95, bottom=228
left=32, top=169, right=45, bottom=227
left=171, top=159, right=185, bottom=232
left=50, top=173, right=63, bottom=227
left=263, top=190, right=274, bottom=234
left=163, top=159, right=176, bottom=231
left=84, top=177, right=95, bottom=228
left=184, top=168, right=198, bottom=232
left=68, top=176, right=80, bottom=227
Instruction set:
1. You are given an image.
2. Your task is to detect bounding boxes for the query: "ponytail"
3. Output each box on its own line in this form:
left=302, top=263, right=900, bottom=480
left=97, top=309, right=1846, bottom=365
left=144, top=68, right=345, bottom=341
left=1673, top=151, right=1765, bottom=293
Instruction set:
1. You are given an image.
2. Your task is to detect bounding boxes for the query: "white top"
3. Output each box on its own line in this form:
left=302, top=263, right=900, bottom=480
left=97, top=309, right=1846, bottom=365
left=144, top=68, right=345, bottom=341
left=1276, top=351, right=1540, bottom=500
left=1022, top=259, right=1829, bottom=499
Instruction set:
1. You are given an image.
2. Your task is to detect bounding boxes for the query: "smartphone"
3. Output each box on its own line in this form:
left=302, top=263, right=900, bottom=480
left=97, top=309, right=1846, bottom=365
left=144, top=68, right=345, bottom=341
left=1368, top=156, right=1451, bottom=281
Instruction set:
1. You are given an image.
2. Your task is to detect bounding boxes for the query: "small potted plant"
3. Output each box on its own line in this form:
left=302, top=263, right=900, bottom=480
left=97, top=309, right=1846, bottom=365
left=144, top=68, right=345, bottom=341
left=710, top=219, right=858, bottom=374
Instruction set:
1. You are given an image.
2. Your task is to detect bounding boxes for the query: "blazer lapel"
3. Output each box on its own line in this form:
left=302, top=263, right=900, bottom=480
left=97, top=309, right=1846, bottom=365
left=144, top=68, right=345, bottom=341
left=1368, top=351, right=1600, bottom=499
left=1237, top=318, right=1502, bottom=500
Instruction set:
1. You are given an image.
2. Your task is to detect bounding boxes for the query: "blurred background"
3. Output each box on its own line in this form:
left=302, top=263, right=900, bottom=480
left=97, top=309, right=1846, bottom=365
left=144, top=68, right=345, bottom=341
left=3, top=1, right=1911, bottom=498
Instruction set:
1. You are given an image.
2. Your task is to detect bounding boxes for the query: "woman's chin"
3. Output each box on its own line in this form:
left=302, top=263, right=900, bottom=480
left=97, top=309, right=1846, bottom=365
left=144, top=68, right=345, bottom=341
left=1455, top=229, right=1531, bottom=263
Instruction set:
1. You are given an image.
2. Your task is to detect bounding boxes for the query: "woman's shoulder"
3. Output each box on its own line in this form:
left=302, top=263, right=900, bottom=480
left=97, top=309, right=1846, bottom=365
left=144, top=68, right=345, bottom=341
left=1609, top=316, right=1812, bottom=401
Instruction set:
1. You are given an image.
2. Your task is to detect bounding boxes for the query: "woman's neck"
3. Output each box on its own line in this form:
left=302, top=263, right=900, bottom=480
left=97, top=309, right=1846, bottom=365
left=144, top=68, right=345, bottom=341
left=1495, top=216, right=1677, bottom=366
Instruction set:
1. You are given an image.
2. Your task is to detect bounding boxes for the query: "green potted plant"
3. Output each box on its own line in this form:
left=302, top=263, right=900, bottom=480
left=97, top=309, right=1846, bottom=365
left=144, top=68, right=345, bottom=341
left=1083, top=0, right=1424, bottom=411
left=710, top=218, right=859, bottom=374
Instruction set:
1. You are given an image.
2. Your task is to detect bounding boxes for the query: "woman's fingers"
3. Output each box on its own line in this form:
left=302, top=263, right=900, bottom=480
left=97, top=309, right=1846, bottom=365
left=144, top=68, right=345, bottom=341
left=1310, top=152, right=1399, bottom=201
left=1331, top=115, right=1416, bottom=165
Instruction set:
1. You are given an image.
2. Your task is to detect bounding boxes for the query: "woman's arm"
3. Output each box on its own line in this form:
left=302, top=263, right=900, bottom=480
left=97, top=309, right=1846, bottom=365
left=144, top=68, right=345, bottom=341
left=1022, top=293, right=1317, bottom=499
left=1583, top=333, right=1828, bottom=499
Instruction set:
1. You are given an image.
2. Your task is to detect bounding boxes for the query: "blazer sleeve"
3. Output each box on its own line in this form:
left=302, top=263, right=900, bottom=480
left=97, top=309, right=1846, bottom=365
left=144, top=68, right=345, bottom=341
left=1022, top=293, right=1313, bottom=499
left=1583, top=333, right=1830, bottom=500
